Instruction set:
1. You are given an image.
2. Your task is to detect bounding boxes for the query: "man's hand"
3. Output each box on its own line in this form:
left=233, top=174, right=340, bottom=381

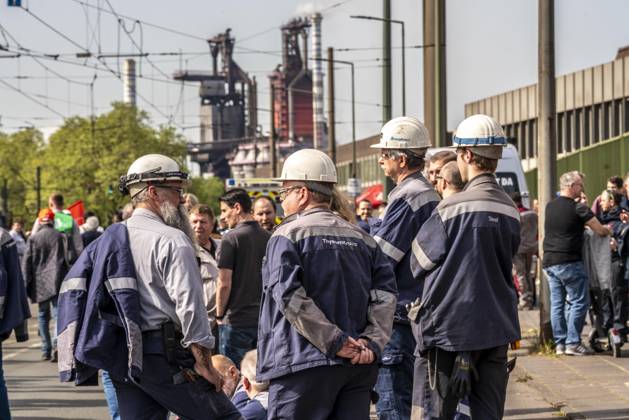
left=350, top=338, right=375, bottom=365
left=336, top=336, right=362, bottom=359
left=190, top=344, right=223, bottom=391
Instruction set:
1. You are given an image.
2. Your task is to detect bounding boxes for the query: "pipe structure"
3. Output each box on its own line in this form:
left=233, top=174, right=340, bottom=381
left=123, top=59, right=137, bottom=106
left=327, top=47, right=336, bottom=164
left=311, top=13, right=325, bottom=150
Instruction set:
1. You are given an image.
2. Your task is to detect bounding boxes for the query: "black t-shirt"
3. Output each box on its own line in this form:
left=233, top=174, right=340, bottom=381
left=542, top=196, right=594, bottom=268
left=217, top=220, right=271, bottom=327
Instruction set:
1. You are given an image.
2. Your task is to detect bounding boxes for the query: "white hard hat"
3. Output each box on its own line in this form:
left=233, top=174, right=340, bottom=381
left=119, top=154, right=189, bottom=195
left=370, top=116, right=432, bottom=149
left=452, top=114, right=507, bottom=159
left=274, top=148, right=337, bottom=184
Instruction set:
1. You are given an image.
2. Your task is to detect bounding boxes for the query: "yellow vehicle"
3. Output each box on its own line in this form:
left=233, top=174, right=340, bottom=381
left=224, top=178, right=284, bottom=219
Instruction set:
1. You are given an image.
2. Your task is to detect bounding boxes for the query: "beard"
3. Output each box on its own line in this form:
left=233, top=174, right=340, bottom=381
left=159, top=201, right=196, bottom=245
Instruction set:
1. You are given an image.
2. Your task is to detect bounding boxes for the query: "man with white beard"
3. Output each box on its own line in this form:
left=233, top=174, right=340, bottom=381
left=110, top=154, right=240, bottom=419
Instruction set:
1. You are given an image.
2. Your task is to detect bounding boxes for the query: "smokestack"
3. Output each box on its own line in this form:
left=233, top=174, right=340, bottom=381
left=311, top=13, right=325, bottom=150
left=123, top=59, right=137, bottom=106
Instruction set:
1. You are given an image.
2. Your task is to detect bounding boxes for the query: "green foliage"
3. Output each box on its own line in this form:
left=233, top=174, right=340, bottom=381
left=187, top=176, right=225, bottom=216
left=2, top=102, right=187, bottom=225
left=0, top=128, right=44, bottom=220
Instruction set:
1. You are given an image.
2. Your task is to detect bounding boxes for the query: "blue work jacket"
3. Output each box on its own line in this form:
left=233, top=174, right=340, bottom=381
left=410, top=173, right=521, bottom=352
left=372, top=171, right=440, bottom=321
left=0, top=228, right=31, bottom=340
left=256, top=208, right=397, bottom=381
left=57, top=223, right=142, bottom=385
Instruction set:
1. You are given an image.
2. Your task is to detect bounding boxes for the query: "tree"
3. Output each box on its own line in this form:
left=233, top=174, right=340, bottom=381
left=41, top=102, right=186, bottom=224
left=0, top=128, right=44, bottom=221
left=187, top=176, right=225, bottom=216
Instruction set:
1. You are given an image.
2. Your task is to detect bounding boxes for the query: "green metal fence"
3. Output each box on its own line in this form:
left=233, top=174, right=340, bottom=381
left=525, top=133, right=629, bottom=199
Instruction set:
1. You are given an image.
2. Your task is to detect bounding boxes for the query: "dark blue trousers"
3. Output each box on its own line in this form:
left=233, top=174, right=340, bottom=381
left=112, top=338, right=242, bottom=420
left=268, top=364, right=378, bottom=420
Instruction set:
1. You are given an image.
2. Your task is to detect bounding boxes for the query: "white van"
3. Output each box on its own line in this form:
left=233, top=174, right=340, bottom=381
left=425, top=144, right=530, bottom=208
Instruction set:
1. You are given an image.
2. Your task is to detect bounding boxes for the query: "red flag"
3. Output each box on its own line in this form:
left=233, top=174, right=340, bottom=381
left=67, top=200, right=85, bottom=226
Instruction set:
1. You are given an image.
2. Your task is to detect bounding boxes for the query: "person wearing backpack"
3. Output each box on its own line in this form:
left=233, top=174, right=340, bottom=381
left=31, top=193, right=83, bottom=265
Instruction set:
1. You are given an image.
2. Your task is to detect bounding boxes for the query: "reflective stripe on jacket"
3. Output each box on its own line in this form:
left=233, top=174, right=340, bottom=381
left=372, top=171, right=440, bottom=320
left=256, top=208, right=397, bottom=381
left=57, top=223, right=142, bottom=385
left=411, top=173, right=521, bottom=352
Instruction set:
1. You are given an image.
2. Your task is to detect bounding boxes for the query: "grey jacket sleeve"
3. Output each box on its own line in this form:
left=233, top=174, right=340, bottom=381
left=281, top=284, right=347, bottom=357
left=359, top=244, right=397, bottom=357
left=360, top=289, right=397, bottom=357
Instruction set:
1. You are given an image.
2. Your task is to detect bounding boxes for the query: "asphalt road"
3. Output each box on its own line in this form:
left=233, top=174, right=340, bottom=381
left=3, top=319, right=110, bottom=420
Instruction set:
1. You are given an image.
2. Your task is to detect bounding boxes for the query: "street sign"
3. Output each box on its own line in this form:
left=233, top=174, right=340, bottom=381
left=347, top=178, right=362, bottom=196
left=7, top=0, right=21, bottom=6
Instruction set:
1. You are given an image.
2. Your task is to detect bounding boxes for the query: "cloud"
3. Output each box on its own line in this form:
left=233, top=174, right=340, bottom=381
left=295, top=2, right=320, bottom=16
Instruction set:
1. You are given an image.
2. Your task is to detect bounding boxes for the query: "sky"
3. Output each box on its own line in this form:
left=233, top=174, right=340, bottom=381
left=1, top=0, right=629, bottom=146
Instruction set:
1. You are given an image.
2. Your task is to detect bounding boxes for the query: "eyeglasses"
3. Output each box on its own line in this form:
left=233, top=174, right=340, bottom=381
left=157, top=185, right=185, bottom=196
left=278, top=185, right=305, bottom=202
left=379, top=151, right=400, bottom=160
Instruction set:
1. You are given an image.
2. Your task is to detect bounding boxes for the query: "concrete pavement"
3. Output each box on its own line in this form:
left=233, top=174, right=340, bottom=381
left=504, top=309, right=629, bottom=419
left=3, top=309, right=629, bottom=419
left=3, top=319, right=110, bottom=419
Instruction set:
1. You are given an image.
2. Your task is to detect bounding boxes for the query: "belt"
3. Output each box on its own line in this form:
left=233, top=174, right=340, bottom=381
left=142, top=329, right=165, bottom=353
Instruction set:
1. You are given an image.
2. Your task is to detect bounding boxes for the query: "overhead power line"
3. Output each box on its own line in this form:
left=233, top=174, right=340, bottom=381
left=0, top=78, right=65, bottom=118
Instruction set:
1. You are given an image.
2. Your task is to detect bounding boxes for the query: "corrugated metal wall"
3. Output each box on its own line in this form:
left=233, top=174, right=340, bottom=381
left=525, top=133, right=628, bottom=199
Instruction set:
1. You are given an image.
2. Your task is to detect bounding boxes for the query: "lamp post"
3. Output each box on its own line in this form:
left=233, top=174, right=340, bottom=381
left=351, top=15, right=405, bottom=115
left=312, top=56, right=356, bottom=178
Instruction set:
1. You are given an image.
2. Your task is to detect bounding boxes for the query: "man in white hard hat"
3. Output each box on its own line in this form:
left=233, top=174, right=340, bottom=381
left=409, top=115, right=521, bottom=419
left=257, top=148, right=397, bottom=419
left=370, top=116, right=441, bottom=419
left=58, top=154, right=240, bottom=420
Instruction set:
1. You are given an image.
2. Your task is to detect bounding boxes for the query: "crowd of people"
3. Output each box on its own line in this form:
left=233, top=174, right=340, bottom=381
left=0, top=112, right=627, bottom=420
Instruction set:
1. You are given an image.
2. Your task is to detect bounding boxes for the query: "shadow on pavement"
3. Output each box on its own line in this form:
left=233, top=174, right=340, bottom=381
left=570, top=408, right=629, bottom=419
left=11, top=398, right=107, bottom=409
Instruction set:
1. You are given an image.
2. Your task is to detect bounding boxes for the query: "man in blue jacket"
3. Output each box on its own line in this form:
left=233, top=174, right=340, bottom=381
left=410, top=115, right=521, bottom=419
left=370, top=117, right=440, bottom=419
left=0, top=227, right=31, bottom=419
left=257, top=148, right=397, bottom=419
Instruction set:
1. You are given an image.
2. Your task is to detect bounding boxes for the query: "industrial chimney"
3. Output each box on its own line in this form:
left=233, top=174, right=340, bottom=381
left=310, top=13, right=325, bottom=150
left=123, top=59, right=137, bottom=106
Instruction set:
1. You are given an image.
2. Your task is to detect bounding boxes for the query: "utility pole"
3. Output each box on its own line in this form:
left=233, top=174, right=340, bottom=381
left=423, top=0, right=447, bottom=147
left=383, top=0, right=395, bottom=196
left=537, top=0, right=556, bottom=344
left=269, top=82, right=277, bottom=178
left=327, top=47, right=336, bottom=164
left=36, top=166, right=41, bottom=215
left=382, top=0, right=392, bottom=124
left=350, top=15, right=406, bottom=115
left=1, top=179, right=8, bottom=217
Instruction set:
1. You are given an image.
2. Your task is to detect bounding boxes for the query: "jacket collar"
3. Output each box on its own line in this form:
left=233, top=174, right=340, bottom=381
left=396, top=170, right=426, bottom=188
left=132, top=207, right=164, bottom=224
left=463, top=172, right=498, bottom=191
left=279, top=206, right=331, bottom=227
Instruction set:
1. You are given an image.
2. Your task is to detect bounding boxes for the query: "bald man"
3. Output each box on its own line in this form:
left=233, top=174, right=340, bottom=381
left=435, top=161, right=465, bottom=198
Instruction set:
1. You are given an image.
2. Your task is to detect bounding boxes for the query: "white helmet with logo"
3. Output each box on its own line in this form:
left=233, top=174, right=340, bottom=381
left=371, top=116, right=432, bottom=150
left=452, top=114, right=507, bottom=159
left=119, top=154, right=189, bottom=196
left=274, top=148, right=337, bottom=183
left=274, top=148, right=337, bottom=195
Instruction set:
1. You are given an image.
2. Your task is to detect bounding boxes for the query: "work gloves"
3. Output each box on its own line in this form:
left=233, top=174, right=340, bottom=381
left=449, top=351, right=478, bottom=398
